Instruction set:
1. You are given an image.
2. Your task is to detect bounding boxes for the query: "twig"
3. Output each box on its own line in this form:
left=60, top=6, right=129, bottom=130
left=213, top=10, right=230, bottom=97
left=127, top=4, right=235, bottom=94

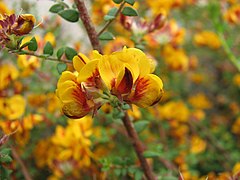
left=11, top=145, right=32, bottom=180
left=74, top=0, right=102, bottom=53
left=10, top=50, right=73, bottom=64
left=122, top=111, right=156, bottom=180
left=218, top=33, right=240, bottom=72
left=97, top=2, right=126, bottom=36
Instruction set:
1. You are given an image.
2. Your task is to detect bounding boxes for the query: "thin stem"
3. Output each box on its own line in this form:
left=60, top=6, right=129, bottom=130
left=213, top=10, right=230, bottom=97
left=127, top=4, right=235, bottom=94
left=74, top=0, right=102, bottom=53
left=122, top=111, right=156, bottom=180
left=10, top=50, right=73, bottom=64
left=97, top=2, right=126, bottom=36
left=11, top=145, right=32, bottom=180
left=218, top=32, right=240, bottom=72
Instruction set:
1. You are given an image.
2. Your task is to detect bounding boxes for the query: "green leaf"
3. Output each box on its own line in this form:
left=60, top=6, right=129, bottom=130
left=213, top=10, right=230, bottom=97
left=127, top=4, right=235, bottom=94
left=49, top=3, right=64, bottom=13
left=0, top=155, right=12, bottom=163
left=114, top=169, right=122, bottom=176
left=65, top=47, right=77, bottom=60
left=0, top=166, right=12, bottom=179
left=124, top=0, right=135, bottom=5
left=58, top=9, right=79, bottom=22
left=104, top=15, right=115, bottom=21
left=99, top=32, right=115, bottom=41
left=57, top=63, right=67, bottom=74
left=134, top=120, right=149, bottom=133
left=28, top=37, right=38, bottom=51
left=143, top=151, right=161, bottom=158
left=57, top=47, right=65, bottom=59
left=112, top=0, right=123, bottom=4
left=108, top=7, right=118, bottom=16
left=43, top=42, right=54, bottom=55
left=134, top=170, right=143, bottom=180
left=0, top=148, right=11, bottom=155
left=122, top=6, right=138, bottom=16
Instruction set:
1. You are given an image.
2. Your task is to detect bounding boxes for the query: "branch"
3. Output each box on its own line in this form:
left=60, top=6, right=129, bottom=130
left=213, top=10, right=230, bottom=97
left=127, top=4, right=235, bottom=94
left=10, top=50, right=73, bottom=64
left=74, top=0, right=102, bottom=53
left=97, top=2, right=125, bottom=36
left=122, top=112, right=156, bottom=180
left=11, top=145, right=32, bottom=180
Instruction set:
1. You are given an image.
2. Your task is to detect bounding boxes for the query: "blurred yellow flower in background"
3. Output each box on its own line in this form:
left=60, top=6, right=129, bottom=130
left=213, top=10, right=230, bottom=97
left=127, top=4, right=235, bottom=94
left=194, top=31, right=221, bottom=49
left=0, top=95, right=26, bottom=120
left=188, top=93, right=212, bottom=109
left=0, top=63, right=19, bottom=90
left=190, top=135, right=207, bottom=154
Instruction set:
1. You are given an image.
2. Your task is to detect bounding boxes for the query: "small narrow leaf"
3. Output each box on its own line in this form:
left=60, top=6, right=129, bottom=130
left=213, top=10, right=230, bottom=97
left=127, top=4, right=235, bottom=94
left=0, top=148, right=11, bottom=155
left=43, top=42, right=54, bottom=56
left=57, top=47, right=65, bottom=59
left=113, top=0, right=123, bottom=4
left=122, top=6, right=138, bottom=16
left=134, top=120, right=149, bottom=133
left=104, top=15, right=115, bottom=21
left=108, top=7, right=118, bottom=16
left=58, top=9, right=79, bottom=22
left=143, top=151, right=161, bottom=158
left=28, top=37, right=38, bottom=51
left=65, top=47, right=77, bottom=60
left=99, top=32, right=115, bottom=40
left=124, top=0, right=135, bottom=5
left=57, top=63, right=67, bottom=74
left=49, top=4, right=64, bottom=13
left=0, top=155, right=12, bottom=163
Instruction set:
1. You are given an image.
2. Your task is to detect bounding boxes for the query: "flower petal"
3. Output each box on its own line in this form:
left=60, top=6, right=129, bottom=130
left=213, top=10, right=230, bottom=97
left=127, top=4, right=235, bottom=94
left=77, top=59, right=99, bottom=83
left=73, top=53, right=90, bottom=72
left=115, top=67, right=133, bottom=95
left=129, top=74, right=163, bottom=108
left=98, top=55, right=124, bottom=89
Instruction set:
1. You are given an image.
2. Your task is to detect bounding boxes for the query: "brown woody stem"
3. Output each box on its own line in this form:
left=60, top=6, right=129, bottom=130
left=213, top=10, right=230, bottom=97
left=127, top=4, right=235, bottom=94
left=122, top=112, right=156, bottom=180
left=74, top=0, right=102, bottom=53
left=97, top=2, right=125, bottom=36
left=11, top=145, right=32, bottom=180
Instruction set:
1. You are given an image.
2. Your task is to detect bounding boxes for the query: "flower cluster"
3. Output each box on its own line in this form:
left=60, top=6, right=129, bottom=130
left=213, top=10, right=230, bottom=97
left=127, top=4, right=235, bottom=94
left=0, top=13, right=35, bottom=49
left=56, top=47, right=163, bottom=118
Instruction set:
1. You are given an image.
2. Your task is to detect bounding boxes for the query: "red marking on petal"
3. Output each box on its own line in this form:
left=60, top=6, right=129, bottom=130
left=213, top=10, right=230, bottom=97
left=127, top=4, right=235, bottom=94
left=131, top=77, right=149, bottom=100
left=117, top=68, right=133, bottom=94
left=78, top=54, right=86, bottom=64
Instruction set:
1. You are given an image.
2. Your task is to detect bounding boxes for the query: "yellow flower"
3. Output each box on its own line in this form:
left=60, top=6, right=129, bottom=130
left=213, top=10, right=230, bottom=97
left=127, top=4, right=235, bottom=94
left=57, top=47, right=163, bottom=118
left=11, top=14, right=36, bottom=35
left=44, top=32, right=56, bottom=47
left=98, top=47, right=163, bottom=107
left=224, top=4, right=240, bottom=24
left=147, top=0, right=180, bottom=15
left=233, top=73, right=240, bottom=86
left=0, top=63, right=19, bottom=90
left=232, top=117, right=240, bottom=135
left=0, top=95, right=26, bottom=120
left=34, top=116, right=93, bottom=178
left=233, top=162, right=240, bottom=175
left=158, top=101, right=190, bottom=122
left=190, top=135, right=206, bottom=154
left=56, top=71, right=96, bottom=118
left=162, top=45, right=189, bottom=71
left=17, top=55, right=40, bottom=77
left=194, top=31, right=221, bottom=49
left=188, top=93, right=212, bottom=109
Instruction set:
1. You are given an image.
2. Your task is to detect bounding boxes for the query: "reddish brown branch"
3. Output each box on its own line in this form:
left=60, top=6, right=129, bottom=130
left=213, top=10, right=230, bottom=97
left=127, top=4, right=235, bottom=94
left=11, top=145, right=32, bottom=180
left=122, top=112, right=156, bottom=180
left=74, top=0, right=102, bottom=53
